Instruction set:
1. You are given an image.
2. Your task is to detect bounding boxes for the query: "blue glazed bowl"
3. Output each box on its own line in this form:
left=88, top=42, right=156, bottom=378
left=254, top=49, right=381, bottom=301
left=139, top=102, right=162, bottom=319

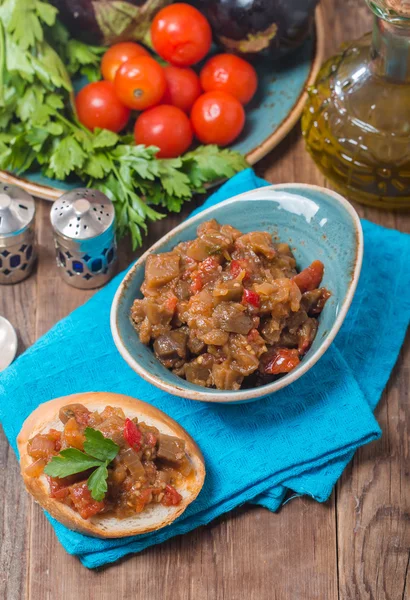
left=111, top=184, right=363, bottom=403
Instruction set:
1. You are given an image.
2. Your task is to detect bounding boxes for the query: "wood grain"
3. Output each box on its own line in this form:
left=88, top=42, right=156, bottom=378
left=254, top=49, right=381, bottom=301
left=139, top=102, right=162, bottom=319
left=0, top=0, right=409, bottom=598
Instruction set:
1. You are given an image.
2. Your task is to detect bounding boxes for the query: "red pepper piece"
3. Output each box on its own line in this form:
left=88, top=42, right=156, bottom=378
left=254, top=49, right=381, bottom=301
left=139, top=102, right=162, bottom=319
left=230, top=259, right=250, bottom=280
left=242, top=288, right=260, bottom=308
left=124, top=418, right=142, bottom=451
left=263, top=348, right=300, bottom=375
left=292, top=260, right=324, bottom=293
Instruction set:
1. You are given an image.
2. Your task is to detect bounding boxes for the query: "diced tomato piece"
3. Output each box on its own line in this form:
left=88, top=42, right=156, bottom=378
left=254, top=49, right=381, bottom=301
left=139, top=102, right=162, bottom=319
left=48, top=475, right=78, bottom=500
left=242, top=289, right=260, bottom=308
left=230, top=259, right=250, bottom=280
left=165, top=294, right=178, bottom=314
left=190, top=272, right=203, bottom=294
left=263, top=348, right=300, bottom=375
left=292, top=260, right=324, bottom=293
left=124, top=418, right=142, bottom=451
left=69, top=482, right=105, bottom=519
left=145, top=432, right=157, bottom=448
left=162, top=484, right=182, bottom=507
left=135, top=488, right=153, bottom=513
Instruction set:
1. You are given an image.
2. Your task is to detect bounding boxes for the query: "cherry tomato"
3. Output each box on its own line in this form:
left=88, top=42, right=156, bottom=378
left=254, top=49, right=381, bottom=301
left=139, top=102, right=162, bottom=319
left=134, top=105, right=193, bottom=158
left=101, top=42, right=150, bottom=82
left=75, top=81, right=130, bottom=133
left=114, top=56, right=166, bottom=110
left=190, top=91, right=245, bottom=146
left=200, top=53, right=258, bottom=105
left=162, top=66, right=202, bottom=113
left=151, top=3, right=212, bottom=67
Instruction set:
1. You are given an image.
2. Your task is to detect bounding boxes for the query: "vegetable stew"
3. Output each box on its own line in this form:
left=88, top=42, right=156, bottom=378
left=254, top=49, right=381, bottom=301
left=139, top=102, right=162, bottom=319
left=131, top=220, right=331, bottom=390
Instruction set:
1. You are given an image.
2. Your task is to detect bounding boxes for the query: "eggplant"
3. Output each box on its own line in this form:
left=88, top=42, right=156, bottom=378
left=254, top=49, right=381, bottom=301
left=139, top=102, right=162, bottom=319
left=191, top=0, right=320, bottom=60
left=52, top=0, right=171, bottom=46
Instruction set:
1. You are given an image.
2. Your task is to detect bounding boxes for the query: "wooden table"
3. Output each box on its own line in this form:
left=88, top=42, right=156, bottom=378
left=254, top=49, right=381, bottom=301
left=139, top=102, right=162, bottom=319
left=1, top=1, right=409, bottom=598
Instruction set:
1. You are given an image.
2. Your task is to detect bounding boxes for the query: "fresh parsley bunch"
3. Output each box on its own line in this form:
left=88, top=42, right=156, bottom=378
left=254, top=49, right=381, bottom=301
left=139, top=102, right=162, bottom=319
left=0, top=0, right=248, bottom=249
left=44, top=427, right=120, bottom=501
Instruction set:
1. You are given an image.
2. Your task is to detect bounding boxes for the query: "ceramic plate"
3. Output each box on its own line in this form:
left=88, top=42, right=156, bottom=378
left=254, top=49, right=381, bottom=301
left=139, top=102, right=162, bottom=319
left=0, top=8, right=325, bottom=201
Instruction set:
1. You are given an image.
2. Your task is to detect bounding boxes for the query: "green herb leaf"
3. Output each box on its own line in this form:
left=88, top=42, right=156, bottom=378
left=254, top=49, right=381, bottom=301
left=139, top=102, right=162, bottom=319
left=87, top=463, right=109, bottom=502
left=43, top=448, right=103, bottom=478
left=83, top=427, right=120, bottom=462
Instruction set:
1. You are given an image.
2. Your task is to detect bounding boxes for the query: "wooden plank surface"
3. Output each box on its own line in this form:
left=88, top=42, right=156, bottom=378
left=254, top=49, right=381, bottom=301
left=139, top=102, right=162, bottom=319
left=1, top=0, right=409, bottom=598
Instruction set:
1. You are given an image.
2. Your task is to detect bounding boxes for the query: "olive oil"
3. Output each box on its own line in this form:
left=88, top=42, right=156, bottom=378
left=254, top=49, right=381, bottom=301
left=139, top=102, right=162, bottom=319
left=302, top=2, right=410, bottom=209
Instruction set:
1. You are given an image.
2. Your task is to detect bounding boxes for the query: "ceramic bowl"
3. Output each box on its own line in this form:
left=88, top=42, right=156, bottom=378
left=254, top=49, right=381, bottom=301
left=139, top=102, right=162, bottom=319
left=111, top=184, right=363, bottom=403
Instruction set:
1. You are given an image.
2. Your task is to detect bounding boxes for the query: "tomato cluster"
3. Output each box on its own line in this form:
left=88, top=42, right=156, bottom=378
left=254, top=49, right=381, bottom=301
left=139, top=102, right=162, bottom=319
left=75, top=3, right=258, bottom=158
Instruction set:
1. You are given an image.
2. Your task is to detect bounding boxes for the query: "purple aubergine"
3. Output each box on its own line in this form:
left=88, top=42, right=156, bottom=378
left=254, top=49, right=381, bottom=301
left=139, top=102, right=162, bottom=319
left=51, top=0, right=171, bottom=45
left=191, top=0, right=319, bottom=59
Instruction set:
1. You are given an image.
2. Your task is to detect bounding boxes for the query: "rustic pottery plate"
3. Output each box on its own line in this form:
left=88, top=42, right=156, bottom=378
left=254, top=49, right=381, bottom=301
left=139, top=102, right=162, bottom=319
left=0, top=8, right=325, bottom=201
left=111, top=183, right=363, bottom=404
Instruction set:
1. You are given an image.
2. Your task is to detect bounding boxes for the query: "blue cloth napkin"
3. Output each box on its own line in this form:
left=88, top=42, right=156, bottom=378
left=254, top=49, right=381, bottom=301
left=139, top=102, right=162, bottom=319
left=1, top=170, right=409, bottom=569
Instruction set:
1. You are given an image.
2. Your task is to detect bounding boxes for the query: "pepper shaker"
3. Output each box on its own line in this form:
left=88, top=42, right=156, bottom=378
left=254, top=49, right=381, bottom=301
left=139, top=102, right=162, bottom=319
left=50, top=188, right=117, bottom=289
left=0, top=183, right=36, bottom=285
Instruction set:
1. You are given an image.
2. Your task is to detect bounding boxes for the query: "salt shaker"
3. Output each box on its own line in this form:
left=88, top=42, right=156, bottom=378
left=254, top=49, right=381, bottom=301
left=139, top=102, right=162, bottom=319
left=50, top=188, right=117, bottom=289
left=0, top=183, right=36, bottom=285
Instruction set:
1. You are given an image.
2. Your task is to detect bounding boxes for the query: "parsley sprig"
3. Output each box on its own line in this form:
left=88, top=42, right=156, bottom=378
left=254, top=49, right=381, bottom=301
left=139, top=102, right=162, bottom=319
left=0, top=0, right=248, bottom=249
left=44, top=428, right=119, bottom=501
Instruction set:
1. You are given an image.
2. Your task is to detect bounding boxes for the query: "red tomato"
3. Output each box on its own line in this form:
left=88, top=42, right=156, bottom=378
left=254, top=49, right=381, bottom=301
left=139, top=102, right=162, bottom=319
left=124, top=418, right=142, bottom=451
left=162, top=66, right=202, bottom=113
left=200, top=53, right=258, bottom=105
left=190, top=91, right=245, bottom=146
left=134, top=105, right=193, bottom=158
left=151, top=3, right=212, bottom=67
left=114, top=56, right=166, bottom=110
left=75, top=81, right=130, bottom=133
left=101, top=42, right=150, bottom=82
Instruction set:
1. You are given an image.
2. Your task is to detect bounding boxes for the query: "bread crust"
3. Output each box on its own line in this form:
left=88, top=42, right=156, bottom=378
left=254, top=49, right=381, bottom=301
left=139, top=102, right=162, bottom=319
left=17, top=392, right=205, bottom=538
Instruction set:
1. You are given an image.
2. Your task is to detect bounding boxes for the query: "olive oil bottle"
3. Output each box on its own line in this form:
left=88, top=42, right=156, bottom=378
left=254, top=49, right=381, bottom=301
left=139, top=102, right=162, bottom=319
left=302, top=0, right=410, bottom=209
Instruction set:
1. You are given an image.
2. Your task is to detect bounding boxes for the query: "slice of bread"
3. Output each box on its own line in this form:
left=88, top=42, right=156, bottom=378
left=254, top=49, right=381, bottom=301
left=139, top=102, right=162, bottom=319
left=17, top=392, right=205, bottom=538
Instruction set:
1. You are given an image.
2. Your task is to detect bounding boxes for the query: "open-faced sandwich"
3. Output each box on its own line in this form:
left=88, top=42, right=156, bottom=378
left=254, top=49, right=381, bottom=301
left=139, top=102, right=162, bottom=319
left=17, top=392, right=205, bottom=538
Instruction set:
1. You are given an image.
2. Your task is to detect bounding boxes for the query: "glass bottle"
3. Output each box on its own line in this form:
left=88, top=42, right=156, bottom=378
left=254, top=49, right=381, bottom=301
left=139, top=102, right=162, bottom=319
left=302, top=0, right=410, bottom=209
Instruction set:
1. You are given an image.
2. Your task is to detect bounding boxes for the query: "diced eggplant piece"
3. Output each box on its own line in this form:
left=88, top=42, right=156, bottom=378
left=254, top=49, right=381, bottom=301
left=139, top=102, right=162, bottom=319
left=235, top=231, right=276, bottom=259
left=213, top=279, right=243, bottom=302
left=175, top=280, right=191, bottom=300
left=300, top=288, right=331, bottom=316
left=188, top=334, right=206, bottom=355
left=144, top=253, right=180, bottom=289
left=184, top=354, right=215, bottom=387
left=153, top=330, right=188, bottom=368
left=120, top=448, right=145, bottom=479
left=213, top=302, right=253, bottom=335
left=297, top=317, right=318, bottom=354
left=201, top=330, right=229, bottom=346
left=58, top=404, right=90, bottom=425
left=212, top=362, right=244, bottom=390
left=157, top=434, right=186, bottom=464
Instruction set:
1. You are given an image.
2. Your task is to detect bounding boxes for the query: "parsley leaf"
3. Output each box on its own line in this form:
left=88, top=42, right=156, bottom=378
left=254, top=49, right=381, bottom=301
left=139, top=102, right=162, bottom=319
left=83, top=428, right=119, bottom=462
left=87, top=464, right=109, bottom=502
left=43, top=448, right=103, bottom=478
left=43, top=427, right=120, bottom=502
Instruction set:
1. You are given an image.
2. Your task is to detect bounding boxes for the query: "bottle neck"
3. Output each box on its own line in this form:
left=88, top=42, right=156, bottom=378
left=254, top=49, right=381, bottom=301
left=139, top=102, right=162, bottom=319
left=371, top=14, right=410, bottom=80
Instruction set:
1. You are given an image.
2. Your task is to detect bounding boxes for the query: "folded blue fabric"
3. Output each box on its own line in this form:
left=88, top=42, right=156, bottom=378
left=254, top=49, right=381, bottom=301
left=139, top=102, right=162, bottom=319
left=1, top=170, right=409, bottom=568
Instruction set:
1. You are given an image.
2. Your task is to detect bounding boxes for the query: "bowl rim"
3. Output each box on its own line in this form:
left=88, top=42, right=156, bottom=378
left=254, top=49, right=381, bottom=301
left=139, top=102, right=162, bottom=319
left=110, top=183, right=363, bottom=403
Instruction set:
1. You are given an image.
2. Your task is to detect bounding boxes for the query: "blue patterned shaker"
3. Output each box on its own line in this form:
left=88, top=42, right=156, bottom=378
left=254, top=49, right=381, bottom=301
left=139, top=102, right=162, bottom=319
left=50, top=188, right=117, bottom=289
